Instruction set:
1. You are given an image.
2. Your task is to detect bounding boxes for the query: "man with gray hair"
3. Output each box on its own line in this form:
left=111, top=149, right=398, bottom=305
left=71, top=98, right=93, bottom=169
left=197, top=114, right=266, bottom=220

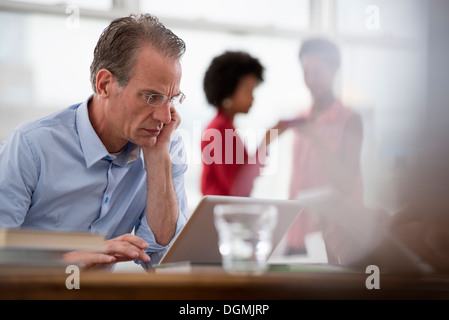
left=0, top=14, right=189, bottom=270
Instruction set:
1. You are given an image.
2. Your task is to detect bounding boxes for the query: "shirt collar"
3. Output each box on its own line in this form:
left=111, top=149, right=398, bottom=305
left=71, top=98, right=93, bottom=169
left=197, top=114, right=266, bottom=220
left=76, top=96, right=141, bottom=168
left=105, top=142, right=141, bottom=167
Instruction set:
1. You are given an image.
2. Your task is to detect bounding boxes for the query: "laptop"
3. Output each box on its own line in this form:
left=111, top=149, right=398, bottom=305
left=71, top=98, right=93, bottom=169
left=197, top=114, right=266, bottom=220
left=158, top=195, right=303, bottom=265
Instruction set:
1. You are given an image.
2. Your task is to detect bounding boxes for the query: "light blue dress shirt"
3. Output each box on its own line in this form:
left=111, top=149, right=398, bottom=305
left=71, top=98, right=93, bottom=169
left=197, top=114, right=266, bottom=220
left=0, top=96, right=189, bottom=267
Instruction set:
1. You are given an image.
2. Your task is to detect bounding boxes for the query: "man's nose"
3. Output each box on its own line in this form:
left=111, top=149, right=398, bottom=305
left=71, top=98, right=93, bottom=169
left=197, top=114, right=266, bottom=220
left=153, top=102, right=172, bottom=125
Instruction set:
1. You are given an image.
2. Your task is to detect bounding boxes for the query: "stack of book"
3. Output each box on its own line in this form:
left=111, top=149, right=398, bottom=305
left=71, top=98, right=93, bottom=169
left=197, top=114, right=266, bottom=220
left=0, top=228, right=105, bottom=268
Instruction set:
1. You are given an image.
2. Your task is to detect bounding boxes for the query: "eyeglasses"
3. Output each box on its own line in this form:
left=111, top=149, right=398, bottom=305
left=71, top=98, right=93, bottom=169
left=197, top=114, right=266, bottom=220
left=128, top=83, right=186, bottom=107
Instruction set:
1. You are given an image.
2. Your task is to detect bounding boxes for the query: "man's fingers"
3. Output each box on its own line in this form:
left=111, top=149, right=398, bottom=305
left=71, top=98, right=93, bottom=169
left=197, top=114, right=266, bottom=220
left=112, top=252, right=151, bottom=263
left=114, top=233, right=149, bottom=250
left=105, top=234, right=151, bottom=263
left=63, top=251, right=116, bottom=268
left=62, top=234, right=152, bottom=270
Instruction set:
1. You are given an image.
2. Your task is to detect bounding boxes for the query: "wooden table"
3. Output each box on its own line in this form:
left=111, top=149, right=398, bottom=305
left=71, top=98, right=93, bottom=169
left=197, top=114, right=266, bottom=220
left=0, top=264, right=448, bottom=300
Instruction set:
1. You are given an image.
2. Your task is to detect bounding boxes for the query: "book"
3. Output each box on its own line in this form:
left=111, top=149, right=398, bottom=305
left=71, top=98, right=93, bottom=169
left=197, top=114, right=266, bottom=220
left=0, top=228, right=106, bottom=267
left=0, top=228, right=105, bottom=252
left=0, top=248, right=68, bottom=267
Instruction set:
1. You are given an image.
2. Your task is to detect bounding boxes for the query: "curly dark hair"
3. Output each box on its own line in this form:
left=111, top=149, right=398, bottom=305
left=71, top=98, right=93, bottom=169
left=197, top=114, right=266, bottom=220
left=203, top=51, right=264, bottom=108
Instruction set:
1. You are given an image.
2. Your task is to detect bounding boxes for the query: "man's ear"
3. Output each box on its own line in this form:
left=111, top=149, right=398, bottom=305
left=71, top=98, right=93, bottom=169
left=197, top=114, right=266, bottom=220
left=96, top=69, right=115, bottom=98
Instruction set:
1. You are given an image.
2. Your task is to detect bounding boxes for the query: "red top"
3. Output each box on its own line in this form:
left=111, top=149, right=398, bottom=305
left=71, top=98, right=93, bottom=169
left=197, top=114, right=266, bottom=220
left=287, top=99, right=363, bottom=250
left=200, top=109, right=265, bottom=196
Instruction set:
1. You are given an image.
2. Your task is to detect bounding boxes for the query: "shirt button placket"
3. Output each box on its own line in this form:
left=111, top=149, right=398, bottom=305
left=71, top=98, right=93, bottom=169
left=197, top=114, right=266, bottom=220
left=102, top=162, right=115, bottom=210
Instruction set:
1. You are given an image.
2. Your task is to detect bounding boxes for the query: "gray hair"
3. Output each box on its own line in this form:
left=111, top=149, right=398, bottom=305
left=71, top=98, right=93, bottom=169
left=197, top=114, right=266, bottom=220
left=90, top=13, right=186, bottom=93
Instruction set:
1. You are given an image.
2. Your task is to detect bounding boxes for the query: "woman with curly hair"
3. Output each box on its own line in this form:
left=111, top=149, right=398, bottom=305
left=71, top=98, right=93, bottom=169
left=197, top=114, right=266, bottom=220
left=200, top=51, right=280, bottom=196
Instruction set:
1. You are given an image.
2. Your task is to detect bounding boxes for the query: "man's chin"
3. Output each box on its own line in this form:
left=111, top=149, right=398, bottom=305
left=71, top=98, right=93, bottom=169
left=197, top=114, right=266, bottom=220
left=136, top=136, right=158, bottom=148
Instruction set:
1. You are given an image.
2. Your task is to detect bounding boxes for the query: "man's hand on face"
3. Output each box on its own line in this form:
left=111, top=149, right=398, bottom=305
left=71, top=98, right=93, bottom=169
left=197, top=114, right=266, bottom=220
left=152, top=106, right=181, bottom=150
left=141, top=106, right=181, bottom=162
